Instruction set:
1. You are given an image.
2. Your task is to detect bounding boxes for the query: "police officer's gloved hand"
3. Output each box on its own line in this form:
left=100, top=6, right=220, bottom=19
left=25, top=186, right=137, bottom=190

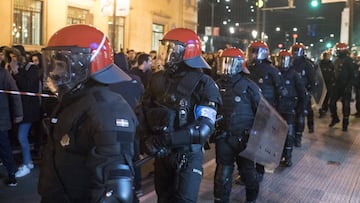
left=153, top=131, right=171, bottom=158
left=226, top=129, right=250, bottom=153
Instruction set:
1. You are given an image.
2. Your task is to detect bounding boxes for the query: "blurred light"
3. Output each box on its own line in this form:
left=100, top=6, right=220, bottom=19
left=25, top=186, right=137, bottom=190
left=310, top=0, right=319, bottom=8
left=229, top=27, right=235, bottom=34
left=293, top=27, right=298, bottom=32
left=319, top=39, right=324, bottom=42
left=252, top=30, right=258, bottom=39
left=330, top=33, right=334, bottom=38
left=223, top=21, right=227, bottom=25
left=235, top=22, right=239, bottom=26
left=203, top=35, right=209, bottom=42
left=275, top=27, right=280, bottom=32
left=256, top=0, right=264, bottom=8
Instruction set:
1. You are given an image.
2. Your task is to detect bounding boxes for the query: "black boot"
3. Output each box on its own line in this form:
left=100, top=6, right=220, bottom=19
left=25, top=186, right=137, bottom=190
left=329, top=117, right=340, bottom=127
left=294, top=132, right=302, bottom=147
left=214, top=164, right=234, bottom=203
left=283, top=147, right=293, bottom=167
left=343, top=118, right=349, bottom=132
left=308, top=121, right=314, bottom=133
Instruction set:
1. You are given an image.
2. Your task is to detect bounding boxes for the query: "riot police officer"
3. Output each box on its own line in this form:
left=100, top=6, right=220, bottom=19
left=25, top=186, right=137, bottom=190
left=318, top=51, right=335, bottom=118
left=38, top=25, right=138, bottom=203
left=246, top=41, right=287, bottom=107
left=140, top=28, right=222, bottom=203
left=239, top=41, right=287, bottom=182
left=276, top=50, right=307, bottom=166
left=328, top=42, right=355, bottom=131
left=290, top=43, right=315, bottom=146
left=213, top=48, right=261, bottom=203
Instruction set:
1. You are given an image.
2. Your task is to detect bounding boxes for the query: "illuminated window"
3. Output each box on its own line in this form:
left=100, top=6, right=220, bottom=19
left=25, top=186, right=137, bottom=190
left=108, top=16, right=125, bottom=52
left=13, top=0, right=43, bottom=45
left=67, top=7, right=92, bottom=25
left=152, top=24, right=164, bottom=51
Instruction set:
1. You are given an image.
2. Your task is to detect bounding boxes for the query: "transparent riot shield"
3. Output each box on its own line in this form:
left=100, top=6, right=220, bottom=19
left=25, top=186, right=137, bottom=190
left=311, top=64, right=327, bottom=109
left=239, top=96, right=288, bottom=170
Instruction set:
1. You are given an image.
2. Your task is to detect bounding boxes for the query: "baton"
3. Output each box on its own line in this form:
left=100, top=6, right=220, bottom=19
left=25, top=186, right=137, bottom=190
left=134, top=155, right=154, bottom=167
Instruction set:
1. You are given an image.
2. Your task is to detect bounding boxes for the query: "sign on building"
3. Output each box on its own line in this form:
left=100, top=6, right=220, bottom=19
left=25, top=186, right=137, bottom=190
left=100, top=0, right=130, bottom=16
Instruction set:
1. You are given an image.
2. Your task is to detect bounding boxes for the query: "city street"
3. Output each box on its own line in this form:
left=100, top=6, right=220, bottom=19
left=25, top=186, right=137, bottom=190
left=2, top=103, right=360, bottom=203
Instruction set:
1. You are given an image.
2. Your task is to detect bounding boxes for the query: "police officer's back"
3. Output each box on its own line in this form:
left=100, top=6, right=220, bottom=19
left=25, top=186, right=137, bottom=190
left=38, top=25, right=138, bottom=203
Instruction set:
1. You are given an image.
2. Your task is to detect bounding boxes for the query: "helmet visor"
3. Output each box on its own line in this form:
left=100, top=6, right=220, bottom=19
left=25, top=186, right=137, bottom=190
left=158, top=41, right=185, bottom=68
left=292, top=47, right=304, bottom=57
left=42, top=46, right=91, bottom=94
left=219, top=57, right=246, bottom=76
left=279, top=55, right=291, bottom=69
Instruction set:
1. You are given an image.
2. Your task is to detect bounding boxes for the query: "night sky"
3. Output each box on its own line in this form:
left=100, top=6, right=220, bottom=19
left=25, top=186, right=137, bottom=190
left=197, top=0, right=357, bottom=53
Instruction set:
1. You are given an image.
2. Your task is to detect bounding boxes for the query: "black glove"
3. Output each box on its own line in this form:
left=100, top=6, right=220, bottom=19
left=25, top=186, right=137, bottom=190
left=226, top=129, right=250, bottom=153
left=144, top=134, right=171, bottom=158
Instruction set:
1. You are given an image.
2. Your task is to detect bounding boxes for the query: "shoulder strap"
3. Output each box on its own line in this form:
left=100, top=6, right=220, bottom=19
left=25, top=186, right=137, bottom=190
left=176, top=71, right=204, bottom=97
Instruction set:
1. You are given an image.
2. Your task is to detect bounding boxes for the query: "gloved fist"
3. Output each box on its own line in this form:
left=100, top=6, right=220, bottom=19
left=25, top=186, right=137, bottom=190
left=226, top=129, right=250, bottom=153
left=144, top=134, right=171, bottom=158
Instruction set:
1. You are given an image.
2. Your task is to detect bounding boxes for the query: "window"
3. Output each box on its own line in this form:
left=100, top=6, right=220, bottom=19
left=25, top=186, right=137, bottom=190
left=108, top=16, right=125, bottom=53
left=13, top=0, right=43, bottom=45
left=152, top=24, right=164, bottom=51
left=67, top=7, right=92, bottom=25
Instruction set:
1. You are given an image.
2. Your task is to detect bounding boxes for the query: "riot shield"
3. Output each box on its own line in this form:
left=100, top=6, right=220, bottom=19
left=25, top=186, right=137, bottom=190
left=239, top=96, right=288, bottom=170
left=311, top=64, right=327, bottom=109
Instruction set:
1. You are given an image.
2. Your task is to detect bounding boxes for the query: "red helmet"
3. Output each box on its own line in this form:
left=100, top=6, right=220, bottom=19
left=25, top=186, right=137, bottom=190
left=158, top=28, right=210, bottom=70
left=219, top=48, right=249, bottom=75
left=290, top=43, right=306, bottom=57
left=277, top=49, right=292, bottom=69
left=42, top=24, right=130, bottom=95
left=246, top=40, right=269, bottom=63
left=334, top=42, right=349, bottom=56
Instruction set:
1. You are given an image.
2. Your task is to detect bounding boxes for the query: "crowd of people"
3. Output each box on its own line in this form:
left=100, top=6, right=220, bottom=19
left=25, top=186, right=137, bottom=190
left=1, top=24, right=360, bottom=203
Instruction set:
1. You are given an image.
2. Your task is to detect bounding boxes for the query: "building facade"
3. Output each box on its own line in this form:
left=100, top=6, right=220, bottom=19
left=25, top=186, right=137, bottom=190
left=0, top=0, right=198, bottom=53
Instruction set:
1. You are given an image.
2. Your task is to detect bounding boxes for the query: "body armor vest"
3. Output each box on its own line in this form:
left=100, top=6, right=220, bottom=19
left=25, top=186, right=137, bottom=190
left=159, top=71, right=204, bottom=129
left=218, top=76, right=255, bottom=135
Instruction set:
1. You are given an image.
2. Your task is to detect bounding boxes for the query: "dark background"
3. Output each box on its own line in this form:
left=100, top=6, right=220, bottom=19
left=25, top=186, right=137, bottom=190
left=197, top=0, right=359, bottom=57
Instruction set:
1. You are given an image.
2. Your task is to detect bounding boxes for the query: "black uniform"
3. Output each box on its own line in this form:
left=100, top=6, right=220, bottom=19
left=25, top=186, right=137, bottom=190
left=247, top=60, right=286, bottom=107
left=318, top=58, right=335, bottom=117
left=278, top=66, right=307, bottom=166
left=292, top=56, right=316, bottom=145
left=214, top=74, right=262, bottom=203
left=245, top=60, right=287, bottom=178
left=329, top=55, right=355, bottom=131
left=38, top=81, right=138, bottom=203
left=141, top=64, right=221, bottom=203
